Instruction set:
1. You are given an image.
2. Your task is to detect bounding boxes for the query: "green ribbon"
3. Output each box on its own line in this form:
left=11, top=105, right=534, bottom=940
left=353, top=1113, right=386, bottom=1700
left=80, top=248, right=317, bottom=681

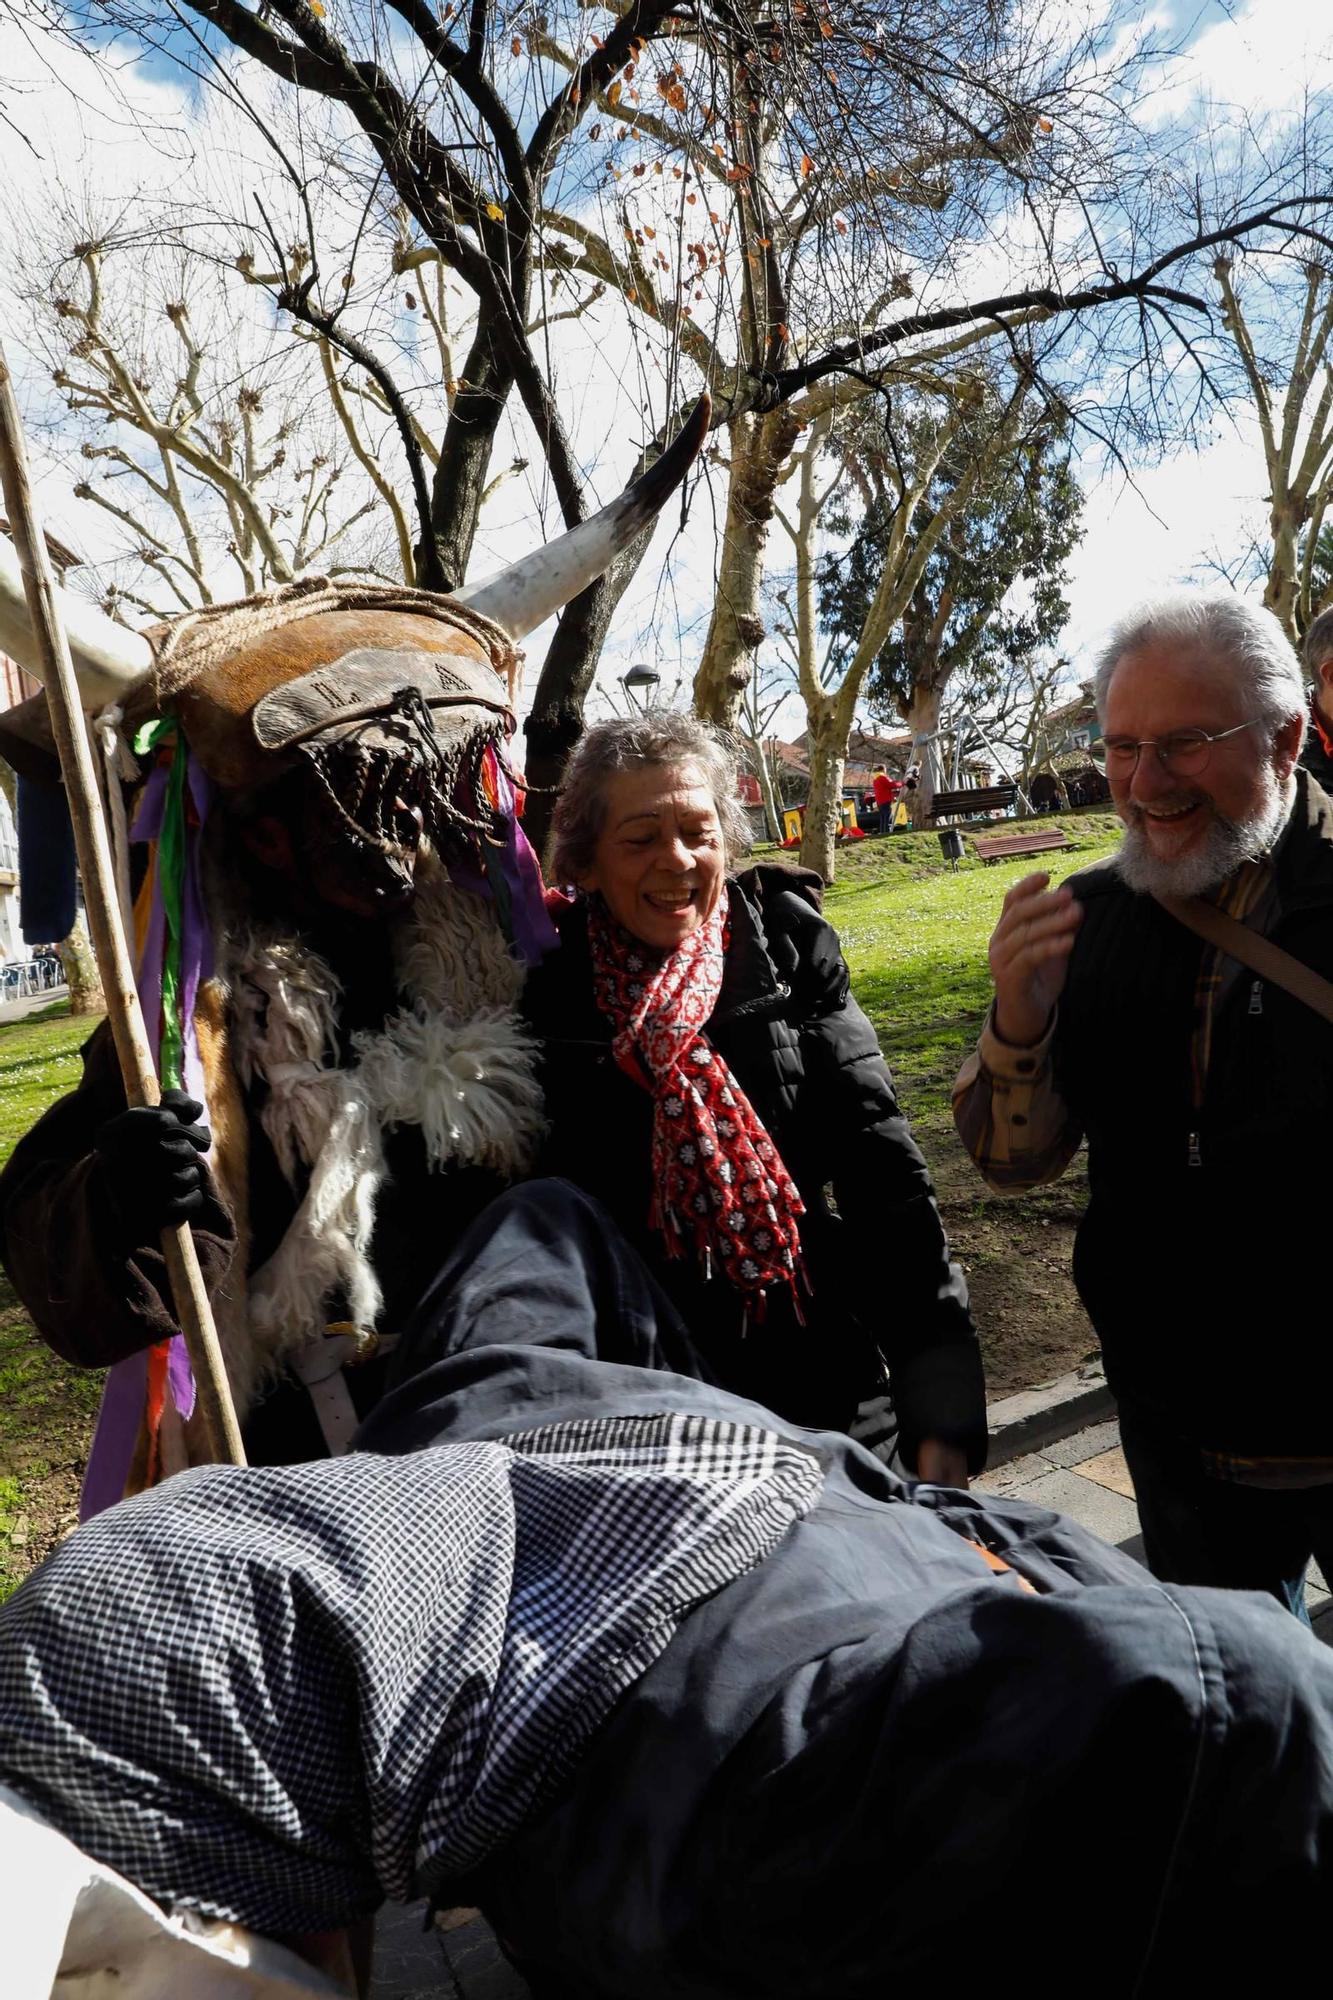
left=133, top=718, right=188, bottom=1091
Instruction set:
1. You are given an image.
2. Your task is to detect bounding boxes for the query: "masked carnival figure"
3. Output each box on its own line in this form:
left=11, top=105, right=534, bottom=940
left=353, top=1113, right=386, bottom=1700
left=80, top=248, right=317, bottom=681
left=0, top=402, right=708, bottom=1511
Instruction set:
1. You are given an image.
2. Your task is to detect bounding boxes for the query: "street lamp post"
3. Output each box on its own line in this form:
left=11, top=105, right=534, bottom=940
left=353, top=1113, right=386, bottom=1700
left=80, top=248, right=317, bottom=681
left=622, top=662, right=661, bottom=711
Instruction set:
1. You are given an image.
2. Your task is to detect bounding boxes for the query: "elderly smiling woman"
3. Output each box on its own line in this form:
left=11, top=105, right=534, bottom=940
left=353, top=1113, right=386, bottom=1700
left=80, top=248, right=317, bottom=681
left=524, top=712, right=986, bottom=1481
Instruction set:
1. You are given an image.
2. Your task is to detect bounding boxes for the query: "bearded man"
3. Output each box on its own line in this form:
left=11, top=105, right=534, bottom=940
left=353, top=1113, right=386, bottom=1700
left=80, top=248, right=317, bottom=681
left=953, top=591, right=1333, bottom=1618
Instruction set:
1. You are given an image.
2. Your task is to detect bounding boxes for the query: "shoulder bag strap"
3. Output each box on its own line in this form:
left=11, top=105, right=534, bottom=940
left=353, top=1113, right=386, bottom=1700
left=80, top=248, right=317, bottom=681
left=1155, top=893, right=1333, bottom=1027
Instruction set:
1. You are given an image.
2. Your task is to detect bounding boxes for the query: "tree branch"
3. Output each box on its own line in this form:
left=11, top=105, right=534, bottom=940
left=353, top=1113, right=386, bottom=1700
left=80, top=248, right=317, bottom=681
left=749, top=200, right=1333, bottom=416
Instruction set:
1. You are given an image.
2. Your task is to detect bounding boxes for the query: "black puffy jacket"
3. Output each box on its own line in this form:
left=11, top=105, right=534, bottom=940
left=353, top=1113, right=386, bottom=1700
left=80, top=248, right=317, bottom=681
left=522, top=865, right=986, bottom=1470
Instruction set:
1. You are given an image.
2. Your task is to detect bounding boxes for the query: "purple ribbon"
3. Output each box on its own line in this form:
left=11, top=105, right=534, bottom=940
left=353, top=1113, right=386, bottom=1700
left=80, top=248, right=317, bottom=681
left=448, top=746, right=557, bottom=966
left=80, top=745, right=214, bottom=1520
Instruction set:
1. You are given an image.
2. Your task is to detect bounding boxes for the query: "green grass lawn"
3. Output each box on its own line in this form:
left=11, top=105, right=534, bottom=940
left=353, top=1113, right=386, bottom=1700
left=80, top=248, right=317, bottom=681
left=759, top=811, right=1123, bottom=1121
left=0, top=1006, right=105, bottom=1599
left=826, top=823, right=1122, bottom=1118
left=0, top=1000, right=88, bottom=1155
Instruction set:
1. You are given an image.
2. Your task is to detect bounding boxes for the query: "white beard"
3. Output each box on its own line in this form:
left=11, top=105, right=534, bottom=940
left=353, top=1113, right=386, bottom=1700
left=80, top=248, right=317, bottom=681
left=1113, top=770, right=1294, bottom=897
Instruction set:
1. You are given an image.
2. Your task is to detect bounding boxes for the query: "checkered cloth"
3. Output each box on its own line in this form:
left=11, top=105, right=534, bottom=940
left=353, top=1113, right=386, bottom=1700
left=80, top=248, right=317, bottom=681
left=0, top=1413, right=820, bottom=1936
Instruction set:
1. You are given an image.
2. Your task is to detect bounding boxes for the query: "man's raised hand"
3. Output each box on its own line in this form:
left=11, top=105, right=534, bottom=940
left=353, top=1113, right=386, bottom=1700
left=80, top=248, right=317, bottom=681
left=988, top=872, right=1082, bottom=1047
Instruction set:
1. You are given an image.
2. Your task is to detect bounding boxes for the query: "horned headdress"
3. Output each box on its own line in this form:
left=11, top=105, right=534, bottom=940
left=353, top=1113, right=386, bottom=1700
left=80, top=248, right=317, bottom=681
left=0, top=398, right=709, bottom=1503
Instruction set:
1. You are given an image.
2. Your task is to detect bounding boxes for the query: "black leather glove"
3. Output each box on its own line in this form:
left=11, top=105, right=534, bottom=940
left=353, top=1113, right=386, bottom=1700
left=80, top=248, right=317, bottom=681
left=94, top=1089, right=211, bottom=1241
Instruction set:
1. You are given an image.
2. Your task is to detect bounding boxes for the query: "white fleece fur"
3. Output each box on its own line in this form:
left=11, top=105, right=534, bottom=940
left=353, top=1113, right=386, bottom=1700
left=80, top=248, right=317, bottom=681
left=353, top=1005, right=546, bottom=1176
left=247, top=1089, right=386, bottom=1365
left=393, top=850, right=526, bottom=1012
left=225, top=858, right=543, bottom=1391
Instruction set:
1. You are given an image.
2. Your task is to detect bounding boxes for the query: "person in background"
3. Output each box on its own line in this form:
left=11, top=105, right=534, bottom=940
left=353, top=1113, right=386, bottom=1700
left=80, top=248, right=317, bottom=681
left=524, top=712, right=985, bottom=1482
left=871, top=762, right=899, bottom=835
left=954, top=591, right=1333, bottom=1619
left=1301, top=603, right=1333, bottom=792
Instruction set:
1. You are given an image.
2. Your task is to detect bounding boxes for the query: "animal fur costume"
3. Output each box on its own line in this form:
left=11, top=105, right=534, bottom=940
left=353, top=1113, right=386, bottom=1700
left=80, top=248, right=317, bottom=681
left=0, top=401, right=711, bottom=1508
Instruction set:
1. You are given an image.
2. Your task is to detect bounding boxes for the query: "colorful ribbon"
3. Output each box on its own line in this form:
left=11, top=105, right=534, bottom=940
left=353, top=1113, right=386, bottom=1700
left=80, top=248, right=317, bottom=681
left=80, top=721, right=213, bottom=1519
left=447, top=742, right=557, bottom=966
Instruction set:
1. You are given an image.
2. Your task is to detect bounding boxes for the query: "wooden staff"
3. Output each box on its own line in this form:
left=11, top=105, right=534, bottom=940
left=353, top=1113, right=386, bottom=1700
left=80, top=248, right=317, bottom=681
left=0, top=338, right=246, bottom=1468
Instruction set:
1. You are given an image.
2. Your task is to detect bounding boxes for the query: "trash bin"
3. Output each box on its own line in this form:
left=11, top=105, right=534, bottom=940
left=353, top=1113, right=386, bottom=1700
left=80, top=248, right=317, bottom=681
left=937, top=829, right=965, bottom=868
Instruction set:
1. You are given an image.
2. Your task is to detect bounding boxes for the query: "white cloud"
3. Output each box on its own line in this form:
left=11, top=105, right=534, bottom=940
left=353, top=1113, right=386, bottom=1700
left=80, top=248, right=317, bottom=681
left=1064, top=415, right=1270, bottom=666
left=0, top=2, right=1320, bottom=746
left=1142, top=0, right=1333, bottom=125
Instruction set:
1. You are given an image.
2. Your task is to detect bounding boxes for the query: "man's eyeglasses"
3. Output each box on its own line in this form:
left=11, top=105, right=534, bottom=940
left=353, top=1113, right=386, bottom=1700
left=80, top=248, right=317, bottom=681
left=1098, top=719, right=1263, bottom=779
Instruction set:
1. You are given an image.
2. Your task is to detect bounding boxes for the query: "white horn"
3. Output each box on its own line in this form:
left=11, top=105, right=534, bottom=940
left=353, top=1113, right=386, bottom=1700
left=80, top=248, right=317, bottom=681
left=0, top=533, right=152, bottom=707
left=456, top=395, right=711, bottom=639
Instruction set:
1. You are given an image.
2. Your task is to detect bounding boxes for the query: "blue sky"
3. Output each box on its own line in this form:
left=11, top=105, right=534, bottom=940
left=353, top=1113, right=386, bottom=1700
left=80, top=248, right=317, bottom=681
left=1, top=0, right=1329, bottom=729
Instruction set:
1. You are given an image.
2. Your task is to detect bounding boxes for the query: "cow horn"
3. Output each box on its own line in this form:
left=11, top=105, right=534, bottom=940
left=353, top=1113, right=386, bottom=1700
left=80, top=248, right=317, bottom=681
left=455, top=393, right=711, bottom=639
left=0, top=533, right=153, bottom=708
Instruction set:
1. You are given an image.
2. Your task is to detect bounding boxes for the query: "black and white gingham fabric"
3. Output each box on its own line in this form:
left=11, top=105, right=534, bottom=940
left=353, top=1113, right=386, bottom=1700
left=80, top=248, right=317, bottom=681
left=0, top=1413, right=819, bottom=1936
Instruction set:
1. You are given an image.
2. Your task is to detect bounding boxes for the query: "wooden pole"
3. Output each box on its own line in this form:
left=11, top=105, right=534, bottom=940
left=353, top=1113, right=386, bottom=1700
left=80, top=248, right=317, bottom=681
left=0, top=338, right=246, bottom=1468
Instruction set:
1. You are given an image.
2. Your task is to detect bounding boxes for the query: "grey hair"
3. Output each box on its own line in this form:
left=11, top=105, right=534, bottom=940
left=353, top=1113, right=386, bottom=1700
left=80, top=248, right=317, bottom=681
left=551, top=710, right=752, bottom=885
left=1091, top=591, right=1306, bottom=740
left=1305, top=604, right=1333, bottom=674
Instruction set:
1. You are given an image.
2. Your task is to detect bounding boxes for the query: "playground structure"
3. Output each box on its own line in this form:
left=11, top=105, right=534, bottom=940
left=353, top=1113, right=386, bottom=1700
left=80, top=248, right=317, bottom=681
left=911, top=706, right=1032, bottom=820
left=781, top=796, right=862, bottom=845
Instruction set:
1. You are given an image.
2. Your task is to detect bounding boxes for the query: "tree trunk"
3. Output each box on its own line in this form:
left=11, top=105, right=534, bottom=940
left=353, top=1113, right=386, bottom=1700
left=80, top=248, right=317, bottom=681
left=521, top=523, right=657, bottom=858
left=693, top=407, right=802, bottom=729
left=799, top=711, right=847, bottom=882
left=1264, top=490, right=1303, bottom=646
left=907, top=679, right=945, bottom=828
left=428, top=339, right=514, bottom=591
left=754, top=740, right=783, bottom=843
left=58, top=909, right=105, bottom=1015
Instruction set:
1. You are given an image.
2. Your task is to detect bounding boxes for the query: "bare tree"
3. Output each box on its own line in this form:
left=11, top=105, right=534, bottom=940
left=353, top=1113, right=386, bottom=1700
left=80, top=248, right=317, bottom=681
left=524, top=0, right=1333, bottom=731
left=15, top=0, right=1333, bottom=812
left=735, top=655, right=796, bottom=842
left=19, top=224, right=381, bottom=615
left=767, top=374, right=1036, bottom=878
left=57, top=909, right=105, bottom=1016
left=1214, top=253, right=1333, bottom=642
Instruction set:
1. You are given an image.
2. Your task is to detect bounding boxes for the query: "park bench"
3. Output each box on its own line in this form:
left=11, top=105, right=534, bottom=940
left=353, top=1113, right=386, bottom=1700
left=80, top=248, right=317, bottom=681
left=972, top=827, right=1074, bottom=865
left=928, top=782, right=1018, bottom=822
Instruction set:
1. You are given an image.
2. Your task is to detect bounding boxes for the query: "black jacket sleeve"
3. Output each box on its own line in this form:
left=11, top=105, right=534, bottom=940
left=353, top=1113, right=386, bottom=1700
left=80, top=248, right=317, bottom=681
left=766, top=885, right=988, bottom=1473
left=0, top=1021, right=236, bottom=1368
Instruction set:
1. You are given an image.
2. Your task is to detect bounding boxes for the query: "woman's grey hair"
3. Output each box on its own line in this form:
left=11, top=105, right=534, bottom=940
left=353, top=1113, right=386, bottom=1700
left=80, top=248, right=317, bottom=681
left=550, top=710, right=752, bottom=885
left=1091, top=592, right=1306, bottom=739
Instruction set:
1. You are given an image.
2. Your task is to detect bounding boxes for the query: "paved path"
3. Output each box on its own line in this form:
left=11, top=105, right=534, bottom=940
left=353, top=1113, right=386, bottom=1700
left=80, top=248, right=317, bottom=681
left=0, top=981, right=68, bottom=1024
left=371, top=1904, right=527, bottom=1999
left=977, top=1413, right=1333, bottom=1637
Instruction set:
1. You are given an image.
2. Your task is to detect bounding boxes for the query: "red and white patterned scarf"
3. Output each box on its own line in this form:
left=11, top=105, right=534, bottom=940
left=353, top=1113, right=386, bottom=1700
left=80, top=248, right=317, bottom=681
left=587, top=888, right=805, bottom=1310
